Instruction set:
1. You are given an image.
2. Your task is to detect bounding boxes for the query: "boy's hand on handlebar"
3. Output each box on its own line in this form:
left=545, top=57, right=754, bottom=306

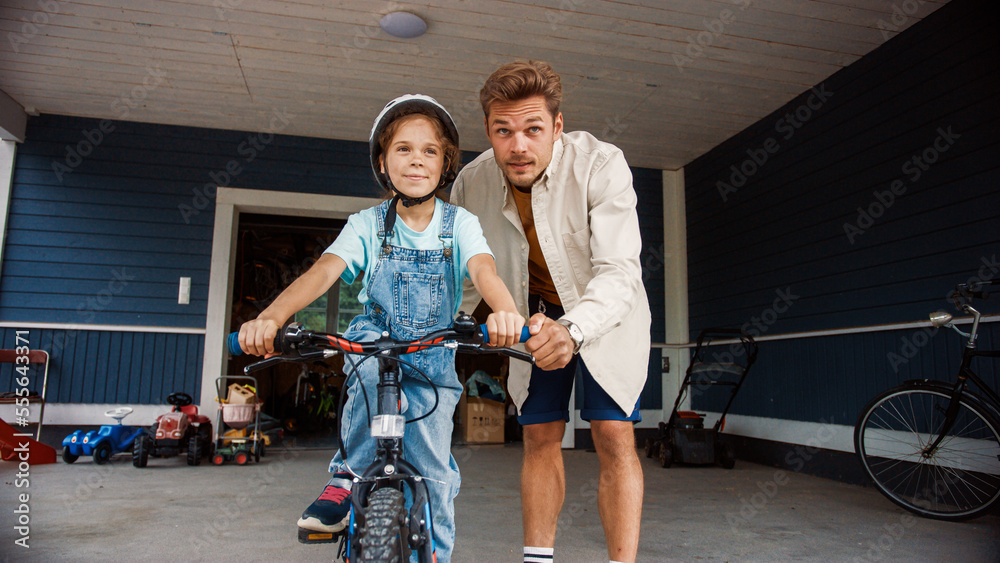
left=484, top=311, right=526, bottom=348
left=239, top=318, right=281, bottom=357
left=525, top=313, right=574, bottom=370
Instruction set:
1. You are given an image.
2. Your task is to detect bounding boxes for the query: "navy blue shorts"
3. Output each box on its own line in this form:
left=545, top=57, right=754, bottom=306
left=517, top=295, right=642, bottom=426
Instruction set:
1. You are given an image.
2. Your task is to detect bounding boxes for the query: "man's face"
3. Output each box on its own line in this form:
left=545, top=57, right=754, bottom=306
left=485, top=95, right=563, bottom=189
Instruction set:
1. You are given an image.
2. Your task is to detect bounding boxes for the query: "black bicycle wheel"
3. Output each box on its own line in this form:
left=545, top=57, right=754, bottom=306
left=355, top=487, right=407, bottom=562
left=855, top=384, right=1000, bottom=520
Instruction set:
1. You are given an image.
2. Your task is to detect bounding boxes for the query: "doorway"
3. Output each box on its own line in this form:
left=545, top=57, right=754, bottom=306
left=227, top=213, right=365, bottom=448
left=200, top=187, right=378, bottom=447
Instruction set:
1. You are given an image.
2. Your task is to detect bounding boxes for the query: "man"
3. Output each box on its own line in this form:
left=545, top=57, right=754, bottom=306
left=451, top=60, right=650, bottom=563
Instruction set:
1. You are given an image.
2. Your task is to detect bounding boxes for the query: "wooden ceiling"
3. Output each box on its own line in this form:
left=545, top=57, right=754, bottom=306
left=0, top=0, right=949, bottom=170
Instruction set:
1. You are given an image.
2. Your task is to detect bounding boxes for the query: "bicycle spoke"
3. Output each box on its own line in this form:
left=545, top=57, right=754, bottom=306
left=856, top=386, right=1000, bottom=520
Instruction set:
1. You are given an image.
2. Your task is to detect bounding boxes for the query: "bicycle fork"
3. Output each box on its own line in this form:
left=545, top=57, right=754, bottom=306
left=924, top=353, right=975, bottom=457
left=344, top=349, right=437, bottom=562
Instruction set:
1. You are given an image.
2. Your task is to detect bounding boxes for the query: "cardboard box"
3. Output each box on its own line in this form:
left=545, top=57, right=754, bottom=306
left=459, top=396, right=505, bottom=444
left=227, top=383, right=256, bottom=405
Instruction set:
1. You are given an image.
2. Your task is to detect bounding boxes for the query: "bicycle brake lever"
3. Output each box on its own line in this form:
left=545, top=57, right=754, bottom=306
left=244, top=356, right=285, bottom=374
left=243, top=350, right=332, bottom=374
left=456, top=344, right=534, bottom=364
left=500, top=349, right=535, bottom=364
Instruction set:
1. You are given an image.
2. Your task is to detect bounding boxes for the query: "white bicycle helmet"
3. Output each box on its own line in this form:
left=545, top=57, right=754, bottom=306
left=369, top=94, right=460, bottom=207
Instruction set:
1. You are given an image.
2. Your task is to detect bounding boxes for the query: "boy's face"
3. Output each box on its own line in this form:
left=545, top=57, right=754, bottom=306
left=380, top=115, right=445, bottom=199
left=485, top=95, right=563, bottom=190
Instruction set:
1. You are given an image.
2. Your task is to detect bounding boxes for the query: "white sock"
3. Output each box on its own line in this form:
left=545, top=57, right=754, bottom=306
left=524, top=546, right=554, bottom=563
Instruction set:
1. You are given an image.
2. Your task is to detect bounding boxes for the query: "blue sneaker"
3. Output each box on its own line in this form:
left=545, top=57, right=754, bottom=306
left=297, top=472, right=352, bottom=544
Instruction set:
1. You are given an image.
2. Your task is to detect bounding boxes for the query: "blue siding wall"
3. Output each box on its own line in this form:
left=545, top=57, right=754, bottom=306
left=3, top=114, right=375, bottom=328
left=0, top=327, right=203, bottom=404
left=683, top=0, right=1000, bottom=422
left=2, top=115, right=666, bottom=406
left=636, top=167, right=664, bottom=410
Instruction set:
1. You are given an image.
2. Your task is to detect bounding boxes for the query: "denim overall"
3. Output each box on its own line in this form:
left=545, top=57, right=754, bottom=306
left=329, top=199, right=463, bottom=562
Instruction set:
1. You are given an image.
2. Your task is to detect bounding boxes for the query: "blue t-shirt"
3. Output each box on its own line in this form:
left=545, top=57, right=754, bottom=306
left=324, top=198, right=494, bottom=316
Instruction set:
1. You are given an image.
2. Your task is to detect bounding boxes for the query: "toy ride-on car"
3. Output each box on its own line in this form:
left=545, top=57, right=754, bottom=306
left=133, top=392, right=213, bottom=467
left=62, top=407, right=145, bottom=464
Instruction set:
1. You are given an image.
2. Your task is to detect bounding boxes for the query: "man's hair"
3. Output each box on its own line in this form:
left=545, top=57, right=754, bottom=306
left=479, top=60, right=562, bottom=119
left=378, top=110, right=460, bottom=177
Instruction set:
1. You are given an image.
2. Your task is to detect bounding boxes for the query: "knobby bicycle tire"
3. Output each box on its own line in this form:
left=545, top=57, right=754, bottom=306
left=355, top=487, right=407, bottom=562
left=854, top=383, right=1000, bottom=520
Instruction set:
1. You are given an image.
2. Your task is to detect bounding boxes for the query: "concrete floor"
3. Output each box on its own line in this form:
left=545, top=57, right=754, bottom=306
left=1, top=443, right=998, bottom=562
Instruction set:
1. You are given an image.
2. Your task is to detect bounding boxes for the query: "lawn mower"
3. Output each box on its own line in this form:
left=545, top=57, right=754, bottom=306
left=646, top=327, right=757, bottom=469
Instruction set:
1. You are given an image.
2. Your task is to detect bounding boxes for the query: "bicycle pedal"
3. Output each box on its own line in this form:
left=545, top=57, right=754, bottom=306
left=297, top=527, right=345, bottom=544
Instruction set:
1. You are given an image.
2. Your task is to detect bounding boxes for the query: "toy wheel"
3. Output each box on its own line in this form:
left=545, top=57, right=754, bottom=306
left=212, top=453, right=225, bottom=465
left=658, top=444, right=673, bottom=468
left=62, top=446, right=79, bottom=464
left=187, top=434, right=203, bottom=466
left=234, top=451, right=249, bottom=465
left=133, top=435, right=151, bottom=468
left=198, top=424, right=213, bottom=447
left=717, top=441, right=736, bottom=470
left=644, top=437, right=659, bottom=459
left=94, top=441, right=113, bottom=465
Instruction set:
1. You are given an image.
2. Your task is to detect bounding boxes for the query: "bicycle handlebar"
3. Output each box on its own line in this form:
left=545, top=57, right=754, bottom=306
left=950, top=279, right=993, bottom=309
left=227, top=315, right=533, bottom=370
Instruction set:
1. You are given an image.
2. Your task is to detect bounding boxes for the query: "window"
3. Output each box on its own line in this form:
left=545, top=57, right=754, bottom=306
left=292, top=275, right=365, bottom=334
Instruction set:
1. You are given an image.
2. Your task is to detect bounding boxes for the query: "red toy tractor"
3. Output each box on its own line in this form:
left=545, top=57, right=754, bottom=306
left=133, top=392, right=213, bottom=467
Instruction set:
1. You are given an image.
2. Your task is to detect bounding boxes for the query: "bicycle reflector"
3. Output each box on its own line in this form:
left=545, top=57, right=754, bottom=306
left=371, top=414, right=406, bottom=438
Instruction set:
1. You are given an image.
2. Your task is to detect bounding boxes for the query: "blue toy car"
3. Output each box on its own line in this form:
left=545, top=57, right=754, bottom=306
left=62, top=407, right=145, bottom=464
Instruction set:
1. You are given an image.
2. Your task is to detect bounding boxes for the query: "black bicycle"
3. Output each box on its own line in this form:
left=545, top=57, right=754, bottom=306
left=854, top=280, right=1000, bottom=520
left=230, top=313, right=531, bottom=561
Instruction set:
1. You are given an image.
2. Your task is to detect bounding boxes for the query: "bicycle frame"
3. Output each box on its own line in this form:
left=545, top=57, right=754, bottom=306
left=345, top=330, right=437, bottom=562
left=232, top=314, right=531, bottom=561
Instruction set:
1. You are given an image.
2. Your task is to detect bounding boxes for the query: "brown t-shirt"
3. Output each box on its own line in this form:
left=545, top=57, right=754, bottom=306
left=510, top=185, right=561, bottom=306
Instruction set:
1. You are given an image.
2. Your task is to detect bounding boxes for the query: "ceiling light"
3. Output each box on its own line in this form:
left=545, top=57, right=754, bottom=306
left=379, top=12, right=427, bottom=38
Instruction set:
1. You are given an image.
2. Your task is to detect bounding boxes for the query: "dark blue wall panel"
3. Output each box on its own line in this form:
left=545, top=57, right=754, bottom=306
left=0, top=327, right=204, bottom=404
left=635, top=167, right=665, bottom=410
left=684, top=0, right=1000, bottom=423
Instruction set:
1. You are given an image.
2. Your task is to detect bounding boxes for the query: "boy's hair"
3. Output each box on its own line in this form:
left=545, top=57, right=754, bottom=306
left=378, top=110, right=461, bottom=182
left=479, top=60, right=562, bottom=119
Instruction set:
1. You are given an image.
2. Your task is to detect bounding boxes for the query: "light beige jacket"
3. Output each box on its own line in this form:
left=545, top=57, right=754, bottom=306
left=451, top=131, right=651, bottom=414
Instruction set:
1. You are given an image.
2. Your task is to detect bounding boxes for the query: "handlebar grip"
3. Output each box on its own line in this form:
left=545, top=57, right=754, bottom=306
left=227, top=332, right=243, bottom=356
left=227, top=332, right=282, bottom=356
left=478, top=324, right=531, bottom=344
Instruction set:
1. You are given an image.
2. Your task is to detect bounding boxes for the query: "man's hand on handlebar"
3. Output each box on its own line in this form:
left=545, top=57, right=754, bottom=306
left=524, top=313, right=575, bottom=371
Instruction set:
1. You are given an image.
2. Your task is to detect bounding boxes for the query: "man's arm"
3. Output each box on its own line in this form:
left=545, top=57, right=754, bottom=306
left=561, top=148, right=644, bottom=343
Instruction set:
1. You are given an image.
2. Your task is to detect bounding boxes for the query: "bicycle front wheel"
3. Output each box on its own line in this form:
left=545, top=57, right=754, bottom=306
left=354, top=487, right=407, bottom=562
left=855, top=384, right=1000, bottom=520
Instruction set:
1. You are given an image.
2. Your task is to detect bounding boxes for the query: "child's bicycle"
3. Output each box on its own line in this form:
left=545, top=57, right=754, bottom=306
left=229, top=313, right=531, bottom=561
left=854, top=279, right=1000, bottom=521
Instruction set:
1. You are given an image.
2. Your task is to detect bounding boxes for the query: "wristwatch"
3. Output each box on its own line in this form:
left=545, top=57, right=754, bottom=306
left=557, top=319, right=585, bottom=354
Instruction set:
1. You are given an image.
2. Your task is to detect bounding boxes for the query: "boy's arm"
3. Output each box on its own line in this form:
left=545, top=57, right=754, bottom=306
left=239, top=253, right=348, bottom=356
left=466, top=253, right=524, bottom=348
